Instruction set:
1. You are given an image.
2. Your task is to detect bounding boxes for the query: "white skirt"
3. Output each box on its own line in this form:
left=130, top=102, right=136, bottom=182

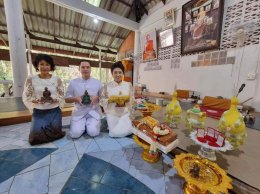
left=106, top=112, right=133, bottom=137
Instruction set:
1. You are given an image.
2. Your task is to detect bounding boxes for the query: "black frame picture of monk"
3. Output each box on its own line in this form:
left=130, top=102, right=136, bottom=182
left=181, top=0, right=224, bottom=55
left=141, top=30, right=157, bottom=61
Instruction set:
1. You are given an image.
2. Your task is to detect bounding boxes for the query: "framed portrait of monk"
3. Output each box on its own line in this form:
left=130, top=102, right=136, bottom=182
left=181, top=0, right=224, bottom=55
left=141, top=30, right=157, bottom=61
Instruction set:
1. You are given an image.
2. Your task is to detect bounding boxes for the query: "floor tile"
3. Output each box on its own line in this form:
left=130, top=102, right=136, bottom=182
left=95, top=137, right=122, bottom=152
left=18, top=155, right=50, bottom=175
left=74, top=138, right=93, bottom=156
left=132, top=147, right=144, bottom=160
left=49, top=169, right=73, bottom=194
left=115, top=137, right=138, bottom=149
left=52, top=142, right=75, bottom=155
left=61, top=177, right=126, bottom=194
left=128, top=167, right=165, bottom=194
left=0, top=148, right=56, bottom=165
left=53, top=136, right=72, bottom=148
left=0, top=145, right=22, bottom=151
left=50, top=148, right=78, bottom=176
left=85, top=140, right=101, bottom=153
left=0, top=177, right=14, bottom=193
left=0, top=137, right=17, bottom=149
left=124, top=148, right=135, bottom=160
left=9, top=166, right=49, bottom=194
left=130, top=159, right=163, bottom=174
left=87, top=150, right=115, bottom=163
left=33, top=142, right=57, bottom=149
left=164, top=175, right=185, bottom=194
left=101, top=164, right=154, bottom=194
left=162, top=155, right=176, bottom=176
left=109, top=154, right=131, bottom=172
left=0, top=148, right=56, bottom=182
left=71, top=154, right=110, bottom=183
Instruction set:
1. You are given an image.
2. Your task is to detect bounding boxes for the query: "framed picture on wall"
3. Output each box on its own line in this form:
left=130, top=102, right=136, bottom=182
left=164, top=8, right=175, bottom=28
left=141, top=30, right=157, bottom=61
left=181, top=0, right=224, bottom=55
left=159, top=28, right=174, bottom=48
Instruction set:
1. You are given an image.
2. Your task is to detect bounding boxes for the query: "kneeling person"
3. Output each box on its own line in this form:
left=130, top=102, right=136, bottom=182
left=65, top=61, right=102, bottom=138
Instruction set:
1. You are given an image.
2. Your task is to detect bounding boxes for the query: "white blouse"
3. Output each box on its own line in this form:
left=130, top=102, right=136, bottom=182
left=22, top=74, right=64, bottom=112
left=101, top=81, right=134, bottom=117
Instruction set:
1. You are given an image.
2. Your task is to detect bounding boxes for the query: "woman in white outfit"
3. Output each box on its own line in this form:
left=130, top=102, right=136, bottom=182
left=101, top=61, right=133, bottom=137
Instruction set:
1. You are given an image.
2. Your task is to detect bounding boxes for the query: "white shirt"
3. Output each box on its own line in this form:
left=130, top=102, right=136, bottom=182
left=22, top=75, right=64, bottom=112
left=65, top=77, right=102, bottom=120
left=101, top=81, right=133, bottom=117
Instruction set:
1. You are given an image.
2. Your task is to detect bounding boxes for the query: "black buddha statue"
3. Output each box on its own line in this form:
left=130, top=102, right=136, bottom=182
left=41, top=87, right=53, bottom=103
left=82, top=90, right=91, bottom=105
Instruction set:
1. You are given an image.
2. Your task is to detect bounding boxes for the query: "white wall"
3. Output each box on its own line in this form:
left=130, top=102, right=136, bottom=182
left=137, top=0, right=260, bottom=111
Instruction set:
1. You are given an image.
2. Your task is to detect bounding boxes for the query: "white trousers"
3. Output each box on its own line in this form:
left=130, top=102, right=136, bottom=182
left=69, top=114, right=100, bottom=138
left=106, top=113, right=133, bottom=138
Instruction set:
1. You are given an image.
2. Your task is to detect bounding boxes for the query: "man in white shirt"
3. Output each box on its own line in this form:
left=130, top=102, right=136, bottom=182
left=65, top=61, right=102, bottom=138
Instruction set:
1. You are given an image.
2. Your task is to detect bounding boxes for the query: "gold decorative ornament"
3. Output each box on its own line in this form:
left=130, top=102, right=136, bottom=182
left=174, top=153, right=232, bottom=194
left=133, top=135, right=160, bottom=163
left=108, top=95, right=130, bottom=107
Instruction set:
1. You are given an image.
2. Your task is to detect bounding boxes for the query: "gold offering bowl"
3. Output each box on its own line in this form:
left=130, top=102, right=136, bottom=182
left=108, top=95, right=130, bottom=107
left=133, top=135, right=160, bottom=163
left=139, top=103, right=161, bottom=117
left=174, top=153, right=232, bottom=194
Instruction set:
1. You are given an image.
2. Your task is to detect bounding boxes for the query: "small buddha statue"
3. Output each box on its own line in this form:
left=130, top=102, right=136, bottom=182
left=81, top=90, right=91, bottom=105
left=41, top=87, right=53, bottom=103
left=190, top=163, right=200, bottom=178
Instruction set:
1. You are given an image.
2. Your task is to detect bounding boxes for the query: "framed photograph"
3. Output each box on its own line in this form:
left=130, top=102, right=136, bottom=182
left=181, top=0, right=224, bottom=55
left=141, top=30, right=157, bottom=61
left=159, top=28, right=174, bottom=48
left=164, top=8, right=175, bottom=28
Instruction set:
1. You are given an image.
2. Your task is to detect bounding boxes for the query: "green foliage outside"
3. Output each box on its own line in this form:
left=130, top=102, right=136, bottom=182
left=0, top=61, right=113, bottom=95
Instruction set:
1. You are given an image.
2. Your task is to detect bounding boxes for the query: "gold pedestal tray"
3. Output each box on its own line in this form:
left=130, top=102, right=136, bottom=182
left=133, top=135, right=161, bottom=163
left=174, top=153, right=232, bottom=194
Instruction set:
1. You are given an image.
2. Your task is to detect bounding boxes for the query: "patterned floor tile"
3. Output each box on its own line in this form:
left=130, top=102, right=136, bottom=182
left=49, top=169, right=74, bottom=194
left=0, top=177, right=14, bottom=193
left=50, top=148, right=78, bottom=176
left=18, top=155, right=50, bottom=175
left=61, top=177, right=126, bottom=194
left=9, top=166, right=49, bottom=194
left=0, top=148, right=56, bottom=182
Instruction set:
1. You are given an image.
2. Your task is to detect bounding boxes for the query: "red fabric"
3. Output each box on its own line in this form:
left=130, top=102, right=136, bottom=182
left=200, top=106, right=225, bottom=119
left=208, top=141, right=220, bottom=147
left=197, top=137, right=207, bottom=143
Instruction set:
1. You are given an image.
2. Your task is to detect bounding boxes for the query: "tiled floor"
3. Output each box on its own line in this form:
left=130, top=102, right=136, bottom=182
left=0, top=116, right=184, bottom=194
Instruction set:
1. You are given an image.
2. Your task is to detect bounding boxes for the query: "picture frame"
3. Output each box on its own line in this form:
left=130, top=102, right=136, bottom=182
left=141, top=30, right=158, bottom=61
left=181, top=0, right=224, bottom=55
left=164, top=8, right=175, bottom=28
left=159, top=28, right=175, bottom=48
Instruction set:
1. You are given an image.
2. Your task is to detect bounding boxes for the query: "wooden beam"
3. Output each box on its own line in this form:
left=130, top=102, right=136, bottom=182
left=116, top=0, right=131, bottom=7
left=74, top=13, right=83, bottom=43
left=0, top=48, right=113, bottom=68
left=144, top=0, right=153, bottom=6
left=0, top=39, right=115, bottom=61
left=0, top=29, right=117, bottom=55
left=140, top=0, right=148, bottom=15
